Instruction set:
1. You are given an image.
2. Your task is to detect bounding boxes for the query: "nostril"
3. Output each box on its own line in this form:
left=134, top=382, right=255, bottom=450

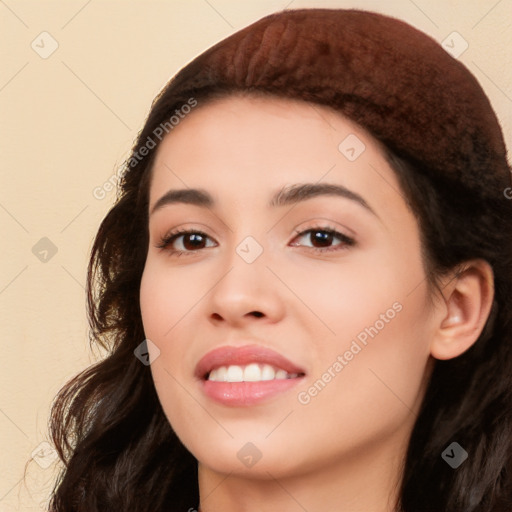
left=250, top=311, right=264, bottom=318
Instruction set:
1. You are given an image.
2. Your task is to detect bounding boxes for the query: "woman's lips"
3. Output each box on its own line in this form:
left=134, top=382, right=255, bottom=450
left=201, top=379, right=304, bottom=406
left=195, top=344, right=306, bottom=406
left=195, top=344, right=306, bottom=379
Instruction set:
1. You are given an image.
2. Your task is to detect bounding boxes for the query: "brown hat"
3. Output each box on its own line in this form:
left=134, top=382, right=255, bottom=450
left=168, top=8, right=511, bottom=198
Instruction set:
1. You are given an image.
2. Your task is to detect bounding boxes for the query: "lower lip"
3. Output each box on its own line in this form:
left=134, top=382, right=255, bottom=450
left=201, top=378, right=303, bottom=406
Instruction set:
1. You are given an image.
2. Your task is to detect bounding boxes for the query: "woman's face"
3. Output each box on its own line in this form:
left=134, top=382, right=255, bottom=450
left=140, top=93, right=438, bottom=481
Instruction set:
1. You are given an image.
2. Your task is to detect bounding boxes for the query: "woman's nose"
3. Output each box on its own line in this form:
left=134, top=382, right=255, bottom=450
left=206, top=242, right=286, bottom=328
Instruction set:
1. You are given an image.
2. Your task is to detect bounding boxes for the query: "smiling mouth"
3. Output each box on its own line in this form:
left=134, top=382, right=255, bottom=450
left=196, top=344, right=307, bottom=405
left=206, top=363, right=304, bottom=382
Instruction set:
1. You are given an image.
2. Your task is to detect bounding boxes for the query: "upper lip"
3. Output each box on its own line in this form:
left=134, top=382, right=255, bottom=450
left=195, top=344, right=306, bottom=379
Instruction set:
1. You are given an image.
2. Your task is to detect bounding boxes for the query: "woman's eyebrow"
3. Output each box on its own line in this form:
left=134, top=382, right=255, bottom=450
left=150, top=182, right=379, bottom=219
left=269, top=183, right=378, bottom=217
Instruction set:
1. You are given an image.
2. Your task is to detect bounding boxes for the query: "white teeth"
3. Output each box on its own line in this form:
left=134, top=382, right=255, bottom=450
left=207, top=364, right=300, bottom=382
left=275, top=369, right=288, bottom=380
left=226, top=365, right=244, bottom=382
left=216, top=366, right=227, bottom=381
left=243, top=363, right=261, bottom=382
left=261, top=364, right=275, bottom=381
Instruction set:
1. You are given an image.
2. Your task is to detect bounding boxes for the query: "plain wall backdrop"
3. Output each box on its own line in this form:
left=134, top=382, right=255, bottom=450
left=1, top=0, right=511, bottom=509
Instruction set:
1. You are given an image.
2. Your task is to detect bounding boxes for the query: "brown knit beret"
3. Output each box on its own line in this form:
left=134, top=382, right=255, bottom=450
left=166, top=8, right=511, bottom=199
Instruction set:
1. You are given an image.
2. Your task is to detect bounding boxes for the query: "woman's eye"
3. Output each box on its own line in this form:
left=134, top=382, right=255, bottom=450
left=156, top=226, right=355, bottom=257
left=290, top=227, right=355, bottom=253
left=156, top=230, right=216, bottom=257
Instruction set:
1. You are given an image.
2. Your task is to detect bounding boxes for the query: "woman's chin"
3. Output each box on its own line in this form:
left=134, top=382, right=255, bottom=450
left=193, top=438, right=305, bottom=479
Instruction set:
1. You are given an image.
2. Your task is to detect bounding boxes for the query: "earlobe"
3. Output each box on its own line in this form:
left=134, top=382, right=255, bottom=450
left=430, top=260, right=494, bottom=360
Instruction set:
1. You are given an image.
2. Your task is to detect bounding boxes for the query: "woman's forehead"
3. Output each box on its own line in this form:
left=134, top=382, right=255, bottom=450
left=151, top=94, right=382, bottom=170
left=147, top=94, right=413, bottom=234
left=151, top=95, right=379, bottom=185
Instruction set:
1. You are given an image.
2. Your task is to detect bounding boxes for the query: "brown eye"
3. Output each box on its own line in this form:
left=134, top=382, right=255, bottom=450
left=156, top=229, right=216, bottom=256
left=179, top=233, right=208, bottom=251
left=290, top=227, right=355, bottom=253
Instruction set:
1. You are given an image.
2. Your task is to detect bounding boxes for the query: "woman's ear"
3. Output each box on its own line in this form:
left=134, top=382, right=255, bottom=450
left=430, top=259, right=494, bottom=360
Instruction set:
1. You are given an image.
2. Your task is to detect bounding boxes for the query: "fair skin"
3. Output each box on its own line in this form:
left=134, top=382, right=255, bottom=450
left=139, top=93, right=493, bottom=512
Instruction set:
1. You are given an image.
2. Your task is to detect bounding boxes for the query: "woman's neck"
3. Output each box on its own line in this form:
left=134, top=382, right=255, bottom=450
left=196, top=435, right=405, bottom=512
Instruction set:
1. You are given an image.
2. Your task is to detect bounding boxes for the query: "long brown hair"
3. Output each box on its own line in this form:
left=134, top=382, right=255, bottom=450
left=48, top=8, right=512, bottom=511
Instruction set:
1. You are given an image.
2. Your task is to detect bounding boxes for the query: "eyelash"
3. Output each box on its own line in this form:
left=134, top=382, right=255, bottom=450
left=155, top=225, right=355, bottom=258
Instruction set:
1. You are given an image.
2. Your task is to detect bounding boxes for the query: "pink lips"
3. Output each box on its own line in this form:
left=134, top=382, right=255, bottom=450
left=195, top=344, right=306, bottom=407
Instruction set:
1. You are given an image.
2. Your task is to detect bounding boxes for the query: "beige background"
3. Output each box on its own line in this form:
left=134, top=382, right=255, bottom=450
left=1, top=0, right=511, bottom=509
